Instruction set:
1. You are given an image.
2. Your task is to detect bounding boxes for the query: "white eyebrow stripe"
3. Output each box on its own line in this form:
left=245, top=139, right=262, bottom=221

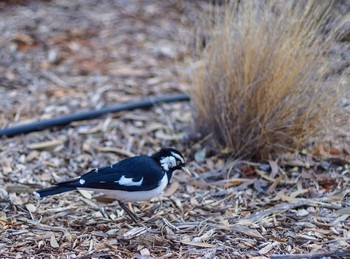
left=114, top=175, right=144, bottom=186
left=171, top=152, right=184, bottom=163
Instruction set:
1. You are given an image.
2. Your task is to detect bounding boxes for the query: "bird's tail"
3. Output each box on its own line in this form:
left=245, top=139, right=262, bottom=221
left=35, top=186, right=76, bottom=198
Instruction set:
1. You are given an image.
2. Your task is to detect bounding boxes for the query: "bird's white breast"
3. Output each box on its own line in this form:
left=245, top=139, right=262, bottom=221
left=78, top=173, right=168, bottom=202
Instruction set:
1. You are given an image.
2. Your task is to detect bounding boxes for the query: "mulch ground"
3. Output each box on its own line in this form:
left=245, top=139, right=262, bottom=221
left=0, top=0, right=349, bottom=258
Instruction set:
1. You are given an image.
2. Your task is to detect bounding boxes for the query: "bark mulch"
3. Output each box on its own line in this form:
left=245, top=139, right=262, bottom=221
left=0, top=0, right=349, bottom=258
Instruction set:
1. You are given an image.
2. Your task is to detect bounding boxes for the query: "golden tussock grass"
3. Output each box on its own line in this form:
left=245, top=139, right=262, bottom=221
left=190, top=0, right=347, bottom=160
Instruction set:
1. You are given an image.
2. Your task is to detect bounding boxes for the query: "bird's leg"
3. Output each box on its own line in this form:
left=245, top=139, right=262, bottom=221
left=118, top=201, right=139, bottom=224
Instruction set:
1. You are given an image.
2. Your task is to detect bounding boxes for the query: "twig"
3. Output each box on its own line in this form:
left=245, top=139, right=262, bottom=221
left=242, top=198, right=343, bottom=223
left=27, top=220, right=70, bottom=235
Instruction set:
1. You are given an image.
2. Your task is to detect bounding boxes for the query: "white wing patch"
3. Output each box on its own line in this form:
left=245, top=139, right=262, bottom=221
left=171, top=151, right=184, bottom=163
left=160, top=156, right=176, bottom=171
left=79, top=174, right=168, bottom=202
left=115, top=175, right=144, bottom=186
left=79, top=179, right=85, bottom=185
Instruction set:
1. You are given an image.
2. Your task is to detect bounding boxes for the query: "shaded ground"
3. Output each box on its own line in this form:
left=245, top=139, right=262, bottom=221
left=0, top=0, right=349, bottom=258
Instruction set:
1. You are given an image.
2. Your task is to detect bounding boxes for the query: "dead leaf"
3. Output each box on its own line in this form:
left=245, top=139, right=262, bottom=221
left=318, top=178, right=338, bottom=189
left=12, top=33, right=37, bottom=50
left=242, top=164, right=256, bottom=176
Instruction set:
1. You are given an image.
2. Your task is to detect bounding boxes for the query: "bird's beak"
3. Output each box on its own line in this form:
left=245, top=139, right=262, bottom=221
left=181, top=166, right=192, bottom=176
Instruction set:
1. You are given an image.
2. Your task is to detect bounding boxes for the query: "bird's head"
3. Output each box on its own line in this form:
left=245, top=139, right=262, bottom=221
left=152, top=148, right=191, bottom=176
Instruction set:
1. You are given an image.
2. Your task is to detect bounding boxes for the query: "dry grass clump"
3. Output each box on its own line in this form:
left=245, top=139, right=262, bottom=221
left=190, top=1, right=346, bottom=160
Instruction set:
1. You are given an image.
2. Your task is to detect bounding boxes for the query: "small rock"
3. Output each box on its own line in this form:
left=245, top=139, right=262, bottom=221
left=296, top=209, right=309, bottom=217
left=139, top=248, right=150, bottom=256
left=50, top=234, right=59, bottom=248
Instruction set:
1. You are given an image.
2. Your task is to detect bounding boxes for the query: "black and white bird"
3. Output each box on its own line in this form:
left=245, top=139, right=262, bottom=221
left=35, top=148, right=190, bottom=223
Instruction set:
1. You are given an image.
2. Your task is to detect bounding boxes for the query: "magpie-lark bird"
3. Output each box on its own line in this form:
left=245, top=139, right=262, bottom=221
left=35, top=148, right=190, bottom=223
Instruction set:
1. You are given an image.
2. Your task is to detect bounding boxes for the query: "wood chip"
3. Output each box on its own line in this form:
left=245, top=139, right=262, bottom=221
left=123, top=227, right=149, bottom=239
left=25, top=203, right=37, bottom=213
left=295, top=209, right=309, bottom=217
left=50, top=234, right=59, bottom=248
left=259, top=241, right=279, bottom=255
left=78, top=189, right=93, bottom=199
left=139, top=248, right=150, bottom=256
left=79, top=197, right=98, bottom=208
left=269, top=160, right=279, bottom=178
left=332, top=214, right=349, bottom=226
left=28, top=139, right=65, bottom=150
left=231, top=224, right=265, bottom=240
left=192, top=229, right=215, bottom=242
left=181, top=241, right=217, bottom=248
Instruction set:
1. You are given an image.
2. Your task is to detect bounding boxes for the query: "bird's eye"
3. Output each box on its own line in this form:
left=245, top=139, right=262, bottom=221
left=177, top=161, right=181, bottom=165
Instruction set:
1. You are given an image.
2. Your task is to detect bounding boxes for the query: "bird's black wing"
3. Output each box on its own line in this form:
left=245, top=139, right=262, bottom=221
left=57, top=155, right=164, bottom=191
